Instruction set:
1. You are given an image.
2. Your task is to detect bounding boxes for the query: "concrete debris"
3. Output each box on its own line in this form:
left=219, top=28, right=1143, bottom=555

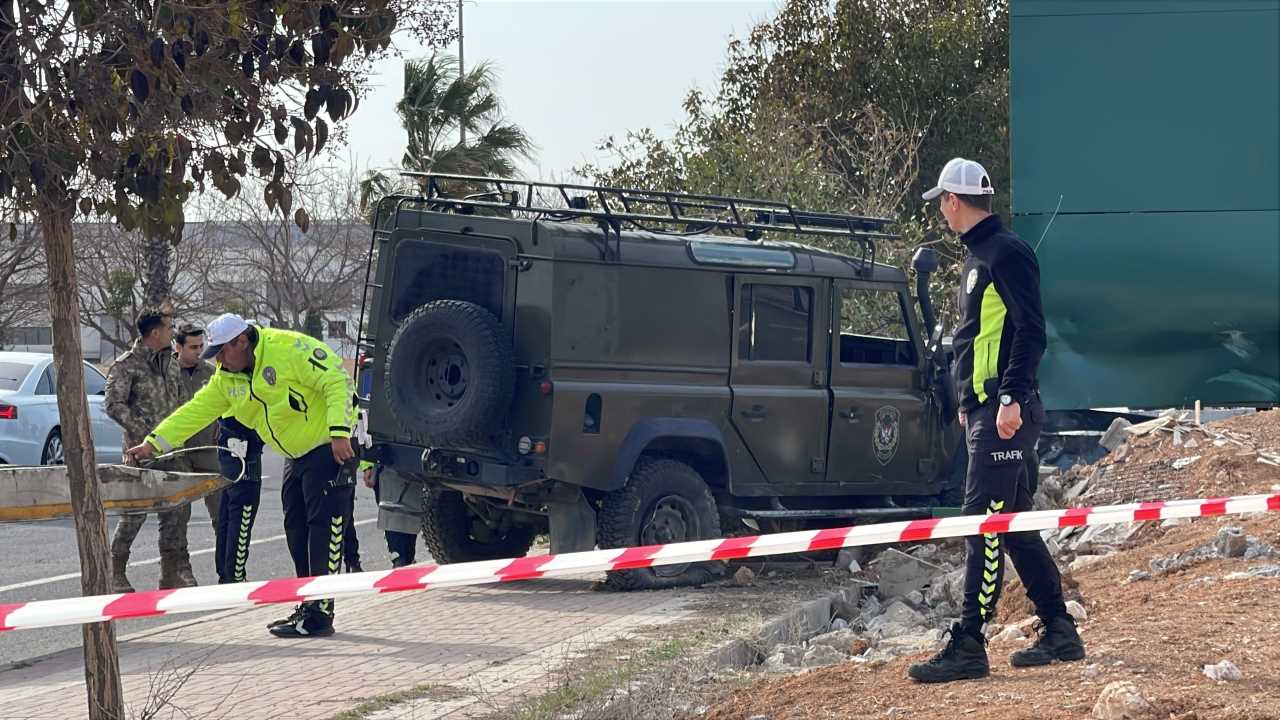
left=830, top=618, right=849, bottom=632
left=1160, top=517, right=1191, bottom=528
left=1224, top=565, right=1280, bottom=580
left=1070, top=555, right=1110, bottom=573
left=1127, top=570, right=1152, bottom=583
left=1082, top=663, right=1104, bottom=680
left=837, top=548, right=862, bottom=575
left=993, top=624, right=1028, bottom=643
left=1203, top=660, right=1242, bottom=682
left=867, top=601, right=925, bottom=632
left=763, top=644, right=806, bottom=672
left=747, top=716, right=772, bottom=720
left=1100, top=418, right=1134, bottom=451
left=1066, top=600, right=1089, bottom=623
left=1124, top=415, right=1174, bottom=438
left=1171, top=455, right=1202, bottom=470
left=876, top=548, right=946, bottom=599
left=733, top=566, right=757, bottom=586
left=1150, top=543, right=1218, bottom=575
left=873, top=629, right=944, bottom=658
left=1214, top=527, right=1248, bottom=558
left=808, top=629, right=861, bottom=655
left=802, top=644, right=846, bottom=668
left=1063, top=476, right=1092, bottom=505
left=1091, top=681, right=1154, bottom=720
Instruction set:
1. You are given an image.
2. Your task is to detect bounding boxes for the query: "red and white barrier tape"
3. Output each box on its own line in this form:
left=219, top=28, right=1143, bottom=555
left=2, top=492, right=1277, bottom=632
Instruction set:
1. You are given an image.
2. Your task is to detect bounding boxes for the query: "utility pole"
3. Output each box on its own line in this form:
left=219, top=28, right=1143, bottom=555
left=458, top=0, right=466, bottom=147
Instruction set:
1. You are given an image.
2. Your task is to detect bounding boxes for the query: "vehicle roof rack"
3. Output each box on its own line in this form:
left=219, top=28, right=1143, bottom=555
left=391, top=172, right=897, bottom=272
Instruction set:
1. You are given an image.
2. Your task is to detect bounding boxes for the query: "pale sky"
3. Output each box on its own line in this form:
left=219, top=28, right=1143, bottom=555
left=341, top=0, right=780, bottom=182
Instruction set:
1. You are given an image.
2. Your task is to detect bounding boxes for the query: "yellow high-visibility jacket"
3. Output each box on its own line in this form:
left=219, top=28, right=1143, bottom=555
left=147, top=327, right=355, bottom=459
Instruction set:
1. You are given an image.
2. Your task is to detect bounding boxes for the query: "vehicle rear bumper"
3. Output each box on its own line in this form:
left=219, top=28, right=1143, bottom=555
left=371, top=441, right=544, bottom=488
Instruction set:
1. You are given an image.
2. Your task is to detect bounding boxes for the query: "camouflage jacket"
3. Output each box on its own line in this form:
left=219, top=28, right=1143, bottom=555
left=104, top=339, right=184, bottom=448
left=175, top=357, right=218, bottom=449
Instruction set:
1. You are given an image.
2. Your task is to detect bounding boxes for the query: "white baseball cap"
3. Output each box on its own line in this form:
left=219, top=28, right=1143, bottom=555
left=201, top=313, right=250, bottom=360
left=922, top=158, right=995, bottom=200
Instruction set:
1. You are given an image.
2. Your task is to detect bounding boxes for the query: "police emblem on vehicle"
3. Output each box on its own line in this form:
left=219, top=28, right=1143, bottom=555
left=873, top=405, right=901, bottom=465
left=966, top=268, right=978, bottom=294
left=263, top=366, right=277, bottom=385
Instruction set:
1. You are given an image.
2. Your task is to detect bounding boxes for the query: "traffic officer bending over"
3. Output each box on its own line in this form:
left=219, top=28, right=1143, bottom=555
left=908, top=159, right=1085, bottom=684
left=128, top=313, right=357, bottom=639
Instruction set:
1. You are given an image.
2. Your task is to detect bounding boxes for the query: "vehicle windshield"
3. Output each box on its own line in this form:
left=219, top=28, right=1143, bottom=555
left=0, top=361, right=33, bottom=391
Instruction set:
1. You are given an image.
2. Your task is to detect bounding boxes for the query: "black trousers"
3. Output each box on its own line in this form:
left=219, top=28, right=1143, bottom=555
left=215, top=417, right=265, bottom=584
left=282, top=444, right=352, bottom=617
left=959, top=393, right=1067, bottom=633
left=343, top=488, right=360, bottom=568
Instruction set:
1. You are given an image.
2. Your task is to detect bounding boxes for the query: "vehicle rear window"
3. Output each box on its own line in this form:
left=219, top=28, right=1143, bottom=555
left=0, top=362, right=32, bottom=391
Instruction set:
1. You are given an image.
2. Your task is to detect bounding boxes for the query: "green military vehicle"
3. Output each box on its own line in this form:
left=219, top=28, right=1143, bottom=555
left=356, top=175, right=964, bottom=589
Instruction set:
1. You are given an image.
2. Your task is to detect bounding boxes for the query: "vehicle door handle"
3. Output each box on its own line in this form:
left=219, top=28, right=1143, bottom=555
left=838, top=408, right=862, bottom=423
left=740, top=405, right=768, bottom=421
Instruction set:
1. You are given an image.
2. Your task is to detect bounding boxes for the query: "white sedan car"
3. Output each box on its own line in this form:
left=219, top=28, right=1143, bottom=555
left=0, top=351, right=124, bottom=466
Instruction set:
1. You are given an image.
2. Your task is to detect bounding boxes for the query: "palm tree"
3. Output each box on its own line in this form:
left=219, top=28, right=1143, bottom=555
left=360, top=53, right=534, bottom=215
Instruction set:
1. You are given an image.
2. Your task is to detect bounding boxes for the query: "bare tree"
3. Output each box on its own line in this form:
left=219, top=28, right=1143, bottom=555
left=201, top=162, right=368, bottom=342
left=75, top=221, right=226, bottom=353
left=0, top=218, right=45, bottom=346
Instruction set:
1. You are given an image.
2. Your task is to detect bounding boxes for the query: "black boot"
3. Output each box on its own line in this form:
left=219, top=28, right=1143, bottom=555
left=1010, top=615, right=1085, bottom=667
left=907, top=624, right=990, bottom=684
left=268, top=603, right=334, bottom=639
left=267, top=604, right=306, bottom=630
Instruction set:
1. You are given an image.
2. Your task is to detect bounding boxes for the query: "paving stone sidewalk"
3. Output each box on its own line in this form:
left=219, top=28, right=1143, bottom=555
left=0, top=576, right=696, bottom=720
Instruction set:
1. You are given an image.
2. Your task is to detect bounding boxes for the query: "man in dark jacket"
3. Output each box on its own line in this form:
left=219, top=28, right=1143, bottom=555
left=908, top=158, right=1085, bottom=684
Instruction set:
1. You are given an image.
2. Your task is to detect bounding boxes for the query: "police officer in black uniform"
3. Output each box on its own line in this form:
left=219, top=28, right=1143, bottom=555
left=214, top=415, right=265, bottom=584
left=908, top=158, right=1085, bottom=684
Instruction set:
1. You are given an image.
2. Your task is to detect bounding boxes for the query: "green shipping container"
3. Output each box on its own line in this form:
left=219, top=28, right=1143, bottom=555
left=1010, top=0, right=1279, bottom=411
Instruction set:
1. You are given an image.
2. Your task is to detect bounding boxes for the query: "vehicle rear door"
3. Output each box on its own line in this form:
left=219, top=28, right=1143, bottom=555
left=729, top=275, right=831, bottom=486
left=826, top=282, right=935, bottom=487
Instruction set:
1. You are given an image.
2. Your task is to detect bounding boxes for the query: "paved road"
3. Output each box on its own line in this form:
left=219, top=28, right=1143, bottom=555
left=0, top=451, right=401, bottom=668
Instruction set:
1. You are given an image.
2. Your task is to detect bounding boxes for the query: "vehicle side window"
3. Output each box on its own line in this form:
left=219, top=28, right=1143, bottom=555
left=839, top=288, right=917, bottom=366
left=83, top=364, right=107, bottom=395
left=738, top=284, right=812, bottom=363
left=35, top=367, right=54, bottom=396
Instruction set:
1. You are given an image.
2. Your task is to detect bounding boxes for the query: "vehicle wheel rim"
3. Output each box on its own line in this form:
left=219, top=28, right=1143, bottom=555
left=641, top=495, right=699, bottom=578
left=422, top=339, right=469, bottom=412
left=46, top=435, right=64, bottom=465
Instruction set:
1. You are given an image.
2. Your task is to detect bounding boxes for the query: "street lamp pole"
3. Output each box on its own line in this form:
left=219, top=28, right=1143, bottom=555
left=458, top=0, right=466, bottom=147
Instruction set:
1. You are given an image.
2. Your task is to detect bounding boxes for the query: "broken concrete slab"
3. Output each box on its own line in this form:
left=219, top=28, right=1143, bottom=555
left=1100, top=418, right=1134, bottom=451
left=875, top=548, right=947, bottom=599
left=1214, top=527, right=1248, bottom=558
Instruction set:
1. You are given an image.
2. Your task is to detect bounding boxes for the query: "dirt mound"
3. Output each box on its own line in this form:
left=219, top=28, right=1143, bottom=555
left=698, top=410, right=1280, bottom=720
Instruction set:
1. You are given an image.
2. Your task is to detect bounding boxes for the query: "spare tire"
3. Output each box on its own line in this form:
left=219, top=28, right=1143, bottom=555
left=384, top=299, right=514, bottom=448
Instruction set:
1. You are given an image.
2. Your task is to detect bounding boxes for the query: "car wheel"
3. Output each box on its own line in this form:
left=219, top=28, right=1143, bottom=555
left=598, top=456, right=724, bottom=591
left=41, top=428, right=64, bottom=465
left=383, top=300, right=515, bottom=449
left=420, top=485, right=536, bottom=563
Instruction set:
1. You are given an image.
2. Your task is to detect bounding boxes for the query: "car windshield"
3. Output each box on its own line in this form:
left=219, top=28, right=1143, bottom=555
left=0, top=361, right=33, bottom=391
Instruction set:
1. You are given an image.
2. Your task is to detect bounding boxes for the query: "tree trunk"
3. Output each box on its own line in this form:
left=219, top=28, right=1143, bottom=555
left=142, top=220, right=178, bottom=308
left=38, top=199, right=125, bottom=720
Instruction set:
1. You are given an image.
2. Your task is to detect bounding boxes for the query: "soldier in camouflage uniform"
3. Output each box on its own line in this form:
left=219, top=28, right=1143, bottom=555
left=174, top=324, right=221, bottom=528
left=105, top=306, right=195, bottom=592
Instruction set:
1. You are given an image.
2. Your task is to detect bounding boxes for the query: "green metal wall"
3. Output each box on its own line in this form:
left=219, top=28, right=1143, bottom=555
left=1011, top=0, right=1280, bottom=410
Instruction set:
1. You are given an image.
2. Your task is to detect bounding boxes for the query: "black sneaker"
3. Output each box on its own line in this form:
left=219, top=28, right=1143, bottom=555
left=1009, top=615, right=1085, bottom=667
left=266, top=604, right=305, bottom=630
left=268, top=609, right=334, bottom=639
left=907, top=624, right=990, bottom=684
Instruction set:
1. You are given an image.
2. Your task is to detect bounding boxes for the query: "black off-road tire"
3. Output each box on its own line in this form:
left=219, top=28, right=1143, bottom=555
left=598, top=456, right=723, bottom=591
left=384, top=300, right=514, bottom=448
left=420, top=485, right=536, bottom=564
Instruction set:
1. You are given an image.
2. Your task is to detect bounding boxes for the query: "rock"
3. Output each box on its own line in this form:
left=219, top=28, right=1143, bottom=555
left=1203, top=660, right=1242, bottom=682
left=1127, top=570, right=1151, bottom=583
left=876, top=548, right=944, bottom=599
left=1161, top=517, right=1191, bottom=528
left=747, top=716, right=771, bottom=720
left=1100, top=418, right=1133, bottom=451
left=763, top=644, right=805, bottom=672
left=1215, top=527, right=1248, bottom=558
left=1091, top=681, right=1153, bottom=719
left=1082, top=663, right=1104, bottom=680
left=809, top=628, right=860, bottom=655
left=1063, top=477, right=1091, bottom=505
left=875, top=629, right=944, bottom=657
left=837, top=548, right=862, bottom=574
left=904, top=590, right=925, bottom=607
left=831, top=618, right=850, bottom=632
left=867, top=600, right=925, bottom=633
left=1066, top=600, right=1089, bottom=623
left=732, top=566, right=756, bottom=586
left=993, top=624, right=1027, bottom=643
left=802, top=644, right=846, bottom=667
left=858, top=595, right=883, bottom=625
left=1071, top=555, right=1109, bottom=573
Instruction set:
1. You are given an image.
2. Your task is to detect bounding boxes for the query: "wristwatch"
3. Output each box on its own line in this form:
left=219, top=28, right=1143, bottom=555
left=999, top=393, right=1015, bottom=407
